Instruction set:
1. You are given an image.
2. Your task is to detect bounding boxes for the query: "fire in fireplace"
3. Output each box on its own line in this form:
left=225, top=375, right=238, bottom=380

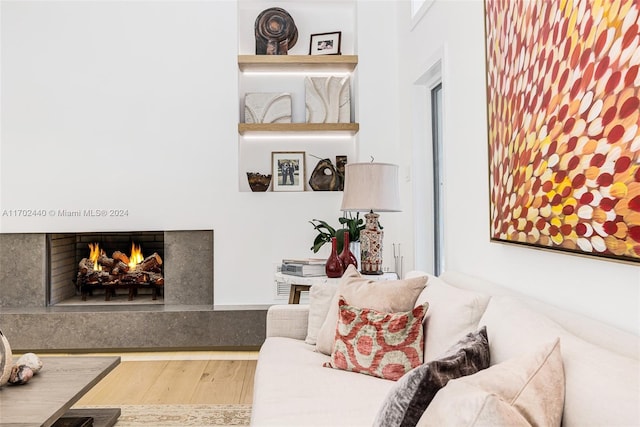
left=76, top=241, right=164, bottom=301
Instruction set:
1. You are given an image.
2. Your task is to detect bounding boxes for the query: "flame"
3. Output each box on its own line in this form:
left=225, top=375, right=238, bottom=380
left=128, top=242, right=144, bottom=270
left=88, top=243, right=102, bottom=271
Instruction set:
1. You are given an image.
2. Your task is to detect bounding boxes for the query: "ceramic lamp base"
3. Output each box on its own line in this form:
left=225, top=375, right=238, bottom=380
left=359, top=212, right=384, bottom=275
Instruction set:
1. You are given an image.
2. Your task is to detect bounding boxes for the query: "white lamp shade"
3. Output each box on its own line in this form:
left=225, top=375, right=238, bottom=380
left=340, top=162, right=401, bottom=212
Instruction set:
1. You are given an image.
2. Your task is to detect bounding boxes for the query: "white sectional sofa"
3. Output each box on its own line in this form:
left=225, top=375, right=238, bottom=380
left=250, top=270, right=640, bottom=426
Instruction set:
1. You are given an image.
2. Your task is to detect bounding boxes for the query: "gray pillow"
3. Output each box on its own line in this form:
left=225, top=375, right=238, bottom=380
left=373, top=326, right=490, bottom=427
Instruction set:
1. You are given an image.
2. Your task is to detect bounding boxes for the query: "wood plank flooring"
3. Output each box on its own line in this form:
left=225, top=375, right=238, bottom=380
left=62, top=352, right=258, bottom=406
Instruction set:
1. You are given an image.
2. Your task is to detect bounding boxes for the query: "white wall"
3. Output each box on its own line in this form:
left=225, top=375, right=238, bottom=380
left=4, top=0, right=636, bottom=334
left=396, top=0, right=640, bottom=334
left=0, top=0, right=405, bottom=306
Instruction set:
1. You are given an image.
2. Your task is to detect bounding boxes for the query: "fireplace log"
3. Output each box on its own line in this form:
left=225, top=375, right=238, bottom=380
left=78, top=258, right=93, bottom=275
left=98, top=254, right=115, bottom=269
left=85, top=270, right=111, bottom=284
left=112, top=261, right=129, bottom=275
left=112, top=251, right=130, bottom=265
left=121, top=271, right=149, bottom=283
left=149, top=272, right=164, bottom=286
left=138, top=253, right=163, bottom=272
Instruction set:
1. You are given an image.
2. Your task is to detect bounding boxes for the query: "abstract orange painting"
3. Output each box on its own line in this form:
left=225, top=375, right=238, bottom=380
left=485, top=0, right=640, bottom=263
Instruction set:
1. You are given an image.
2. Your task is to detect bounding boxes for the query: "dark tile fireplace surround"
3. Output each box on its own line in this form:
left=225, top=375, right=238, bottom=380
left=0, top=231, right=266, bottom=352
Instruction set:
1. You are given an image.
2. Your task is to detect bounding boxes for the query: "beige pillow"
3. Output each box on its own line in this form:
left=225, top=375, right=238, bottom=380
left=304, top=282, right=339, bottom=345
left=315, top=265, right=428, bottom=355
left=414, top=275, right=491, bottom=361
left=418, top=338, right=565, bottom=427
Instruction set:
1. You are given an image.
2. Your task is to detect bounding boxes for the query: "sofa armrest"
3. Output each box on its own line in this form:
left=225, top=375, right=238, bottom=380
left=266, top=304, right=309, bottom=340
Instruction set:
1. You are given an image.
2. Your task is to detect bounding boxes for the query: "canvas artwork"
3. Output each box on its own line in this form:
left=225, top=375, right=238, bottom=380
left=485, top=0, right=640, bottom=263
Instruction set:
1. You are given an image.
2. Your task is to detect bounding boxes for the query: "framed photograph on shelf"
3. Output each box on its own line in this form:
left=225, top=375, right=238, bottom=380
left=272, top=151, right=306, bottom=192
left=309, top=31, right=341, bottom=55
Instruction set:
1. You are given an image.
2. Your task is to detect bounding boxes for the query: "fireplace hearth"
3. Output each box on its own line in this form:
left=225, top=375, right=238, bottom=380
left=0, top=230, right=268, bottom=352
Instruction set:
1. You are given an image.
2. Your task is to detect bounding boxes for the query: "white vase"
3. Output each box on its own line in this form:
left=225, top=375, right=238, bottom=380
left=350, top=241, right=361, bottom=270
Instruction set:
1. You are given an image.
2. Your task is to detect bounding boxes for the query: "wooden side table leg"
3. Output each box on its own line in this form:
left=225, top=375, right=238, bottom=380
left=288, top=284, right=311, bottom=304
left=288, top=285, right=297, bottom=304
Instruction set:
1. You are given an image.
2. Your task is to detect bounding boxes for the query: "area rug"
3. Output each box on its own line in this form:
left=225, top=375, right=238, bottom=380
left=76, top=404, right=251, bottom=426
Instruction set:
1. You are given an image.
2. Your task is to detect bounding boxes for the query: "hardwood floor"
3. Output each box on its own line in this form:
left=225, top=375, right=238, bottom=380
left=58, top=352, right=258, bottom=406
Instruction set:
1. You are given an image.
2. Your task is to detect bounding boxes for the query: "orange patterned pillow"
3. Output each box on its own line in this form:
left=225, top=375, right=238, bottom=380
left=324, top=297, right=429, bottom=381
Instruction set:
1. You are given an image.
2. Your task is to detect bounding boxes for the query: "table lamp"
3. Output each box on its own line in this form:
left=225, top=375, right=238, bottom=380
left=340, top=162, right=401, bottom=274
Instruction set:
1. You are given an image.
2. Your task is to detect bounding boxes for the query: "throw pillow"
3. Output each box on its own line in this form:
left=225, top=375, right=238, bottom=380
left=413, top=275, right=491, bottom=361
left=372, top=326, right=490, bottom=427
left=323, top=297, right=429, bottom=381
left=418, top=338, right=564, bottom=427
left=316, top=265, right=428, bottom=355
left=304, top=282, right=339, bottom=345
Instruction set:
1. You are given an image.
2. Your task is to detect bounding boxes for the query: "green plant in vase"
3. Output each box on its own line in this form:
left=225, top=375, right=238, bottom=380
left=309, top=212, right=367, bottom=253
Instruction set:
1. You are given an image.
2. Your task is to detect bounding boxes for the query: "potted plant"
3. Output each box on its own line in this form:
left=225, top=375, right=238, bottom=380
left=309, top=212, right=366, bottom=253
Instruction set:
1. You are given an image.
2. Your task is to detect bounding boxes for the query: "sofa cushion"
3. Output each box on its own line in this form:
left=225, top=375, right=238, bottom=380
left=419, top=338, right=564, bottom=427
left=414, top=275, right=491, bottom=361
left=324, top=298, right=428, bottom=381
left=316, top=265, right=428, bottom=355
left=479, top=296, right=640, bottom=427
left=305, top=282, right=339, bottom=345
left=251, top=337, right=395, bottom=427
left=373, top=326, right=490, bottom=427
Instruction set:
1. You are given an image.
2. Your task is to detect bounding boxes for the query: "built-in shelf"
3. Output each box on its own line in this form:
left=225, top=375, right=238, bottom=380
left=238, top=55, right=358, bottom=72
left=237, top=53, right=359, bottom=192
left=238, top=123, right=359, bottom=135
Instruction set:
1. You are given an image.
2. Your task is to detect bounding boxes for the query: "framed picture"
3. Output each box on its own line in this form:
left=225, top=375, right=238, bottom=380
left=272, top=151, right=306, bottom=192
left=485, top=0, right=640, bottom=264
left=309, top=31, right=341, bottom=55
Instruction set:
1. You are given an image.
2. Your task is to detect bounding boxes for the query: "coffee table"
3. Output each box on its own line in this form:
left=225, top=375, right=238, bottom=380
left=0, top=356, right=120, bottom=427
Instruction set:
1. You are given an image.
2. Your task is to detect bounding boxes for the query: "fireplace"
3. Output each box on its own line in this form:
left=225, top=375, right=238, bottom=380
left=0, top=230, right=268, bottom=351
left=48, top=232, right=165, bottom=305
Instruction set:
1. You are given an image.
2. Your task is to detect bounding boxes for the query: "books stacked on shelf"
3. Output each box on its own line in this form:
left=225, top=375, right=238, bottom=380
left=281, top=258, right=327, bottom=277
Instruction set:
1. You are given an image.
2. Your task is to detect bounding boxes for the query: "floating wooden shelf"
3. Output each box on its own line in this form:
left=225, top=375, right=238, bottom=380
left=238, top=55, right=358, bottom=72
left=238, top=123, right=359, bottom=134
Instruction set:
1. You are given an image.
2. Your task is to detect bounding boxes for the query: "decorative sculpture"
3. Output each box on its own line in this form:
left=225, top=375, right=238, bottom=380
left=244, top=93, right=292, bottom=124
left=305, top=76, right=351, bottom=123
left=0, top=330, right=12, bottom=387
left=254, top=8, right=298, bottom=55
left=309, top=158, right=339, bottom=191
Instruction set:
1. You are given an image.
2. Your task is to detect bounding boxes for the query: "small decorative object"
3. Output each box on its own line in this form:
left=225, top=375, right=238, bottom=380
left=309, top=31, right=342, bottom=55
left=335, top=155, right=347, bottom=191
left=325, top=237, right=344, bottom=278
left=8, top=364, right=33, bottom=385
left=254, top=7, right=298, bottom=55
left=341, top=162, right=401, bottom=275
left=305, top=76, right=351, bottom=123
left=338, top=230, right=357, bottom=269
left=244, top=93, right=292, bottom=124
left=309, top=158, right=338, bottom=191
left=246, top=172, right=272, bottom=192
left=16, top=352, right=43, bottom=375
left=272, top=151, right=306, bottom=192
left=0, top=330, right=12, bottom=387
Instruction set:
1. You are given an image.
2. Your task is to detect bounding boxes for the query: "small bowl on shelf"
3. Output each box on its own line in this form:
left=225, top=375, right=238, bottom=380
left=246, top=172, right=272, bottom=192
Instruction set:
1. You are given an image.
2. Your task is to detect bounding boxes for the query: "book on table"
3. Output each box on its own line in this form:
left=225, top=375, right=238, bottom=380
left=281, top=258, right=326, bottom=265
left=281, top=262, right=326, bottom=277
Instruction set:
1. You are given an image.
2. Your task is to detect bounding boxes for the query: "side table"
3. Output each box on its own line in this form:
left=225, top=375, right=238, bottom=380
left=274, top=271, right=399, bottom=304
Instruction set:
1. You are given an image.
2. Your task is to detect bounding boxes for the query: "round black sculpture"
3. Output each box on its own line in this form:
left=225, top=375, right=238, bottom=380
left=255, top=7, right=298, bottom=55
